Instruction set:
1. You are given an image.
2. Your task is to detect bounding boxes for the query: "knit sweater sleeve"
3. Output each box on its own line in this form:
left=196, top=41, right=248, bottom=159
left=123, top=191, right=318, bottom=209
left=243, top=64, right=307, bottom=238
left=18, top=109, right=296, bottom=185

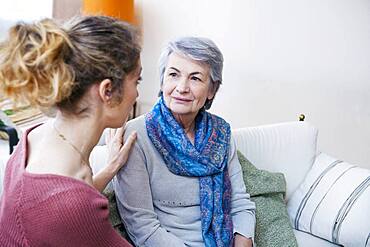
left=228, top=135, right=256, bottom=243
left=21, top=184, right=131, bottom=247
left=113, top=119, right=186, bottom=247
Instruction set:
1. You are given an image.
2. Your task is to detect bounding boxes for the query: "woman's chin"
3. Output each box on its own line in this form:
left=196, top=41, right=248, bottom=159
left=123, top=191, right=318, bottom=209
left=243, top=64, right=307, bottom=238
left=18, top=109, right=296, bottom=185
left=169, top=107, right=197, bottom=117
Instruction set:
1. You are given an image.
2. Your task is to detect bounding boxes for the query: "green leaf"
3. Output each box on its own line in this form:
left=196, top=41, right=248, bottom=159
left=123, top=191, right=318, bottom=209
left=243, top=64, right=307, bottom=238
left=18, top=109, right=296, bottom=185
left=3, top=109, right=14, bottom=115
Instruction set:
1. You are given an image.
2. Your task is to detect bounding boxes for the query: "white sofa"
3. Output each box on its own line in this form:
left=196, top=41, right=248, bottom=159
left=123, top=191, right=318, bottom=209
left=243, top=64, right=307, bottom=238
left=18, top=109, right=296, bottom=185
left=0, top=121, right=360, bottom=246
left=89, top=121, right=345, bottom=246
left=232, top=121, right=341, bottom=247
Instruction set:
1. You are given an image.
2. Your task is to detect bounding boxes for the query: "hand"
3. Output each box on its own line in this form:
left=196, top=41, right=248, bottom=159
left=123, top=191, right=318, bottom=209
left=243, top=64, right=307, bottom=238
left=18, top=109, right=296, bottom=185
left=233, top=233, right=253, bottom=247
left=105, top=126, right=137, bottom=173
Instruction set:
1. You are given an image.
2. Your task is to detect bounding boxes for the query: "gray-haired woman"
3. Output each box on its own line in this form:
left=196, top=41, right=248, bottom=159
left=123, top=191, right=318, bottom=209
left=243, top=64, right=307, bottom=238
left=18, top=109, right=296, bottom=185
left=114, top=37, right=256, bottom=247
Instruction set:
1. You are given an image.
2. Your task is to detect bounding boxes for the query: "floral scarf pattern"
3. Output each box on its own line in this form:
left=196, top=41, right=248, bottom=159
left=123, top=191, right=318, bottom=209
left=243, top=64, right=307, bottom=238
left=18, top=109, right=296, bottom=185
left=145, top=97, right=233, bottom=247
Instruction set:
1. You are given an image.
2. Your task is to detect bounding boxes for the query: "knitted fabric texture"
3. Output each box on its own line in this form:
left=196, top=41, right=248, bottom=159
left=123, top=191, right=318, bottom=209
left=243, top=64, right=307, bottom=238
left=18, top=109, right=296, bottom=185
left=237, top=151, right=298, bottom=247
left=0, top=125, right=131, bottom=247
left=145, top=97, right=233, bottom=247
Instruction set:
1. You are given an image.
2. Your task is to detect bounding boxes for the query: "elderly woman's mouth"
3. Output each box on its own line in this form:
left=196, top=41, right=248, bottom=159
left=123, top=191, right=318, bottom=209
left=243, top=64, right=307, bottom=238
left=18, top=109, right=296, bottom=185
left=172, top=96, right=192, bottom=103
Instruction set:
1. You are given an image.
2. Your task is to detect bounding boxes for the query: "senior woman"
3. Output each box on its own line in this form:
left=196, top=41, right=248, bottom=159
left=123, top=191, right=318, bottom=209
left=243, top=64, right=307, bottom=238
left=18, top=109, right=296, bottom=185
left=114, top=37, right=255, bottom=247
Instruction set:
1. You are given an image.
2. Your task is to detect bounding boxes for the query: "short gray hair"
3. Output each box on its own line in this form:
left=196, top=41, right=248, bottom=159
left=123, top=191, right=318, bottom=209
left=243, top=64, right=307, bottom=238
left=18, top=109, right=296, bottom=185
left=158, top=37, right=223, bottom=110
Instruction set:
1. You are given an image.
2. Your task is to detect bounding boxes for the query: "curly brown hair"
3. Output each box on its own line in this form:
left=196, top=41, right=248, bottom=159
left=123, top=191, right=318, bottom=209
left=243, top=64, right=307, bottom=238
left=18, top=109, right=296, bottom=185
left=0, top=16, right=141, bottom=114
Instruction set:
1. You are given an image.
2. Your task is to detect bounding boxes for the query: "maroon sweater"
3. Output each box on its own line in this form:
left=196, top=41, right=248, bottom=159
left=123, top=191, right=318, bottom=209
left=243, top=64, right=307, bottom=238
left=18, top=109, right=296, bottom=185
left=0, top=126, right=131, bottom=247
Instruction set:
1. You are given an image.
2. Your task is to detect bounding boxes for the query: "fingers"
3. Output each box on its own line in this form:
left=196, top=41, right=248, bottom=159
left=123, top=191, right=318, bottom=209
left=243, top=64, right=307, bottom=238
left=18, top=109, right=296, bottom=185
left=105, top=126, right=124, bottom=145
left=105, top=128, right=113, bottom=144
left=114, top=126, right=125, bottom=144
left=120, top=131, right=137, bottom=154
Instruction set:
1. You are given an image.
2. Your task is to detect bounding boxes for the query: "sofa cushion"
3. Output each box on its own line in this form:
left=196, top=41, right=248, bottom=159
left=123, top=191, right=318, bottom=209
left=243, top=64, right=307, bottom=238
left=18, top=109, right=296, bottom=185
left=287, top=153, right=370, bottom=247
left=103, top=188, right=133, bottom=244
left=238, top=150, right=298, bottom=247
left=0, top=152, right=10, bottom=195
left=232, top=121, right=318, bottom=199
left=293, top=230, right=342, bottom=247
left=90, top=145, right=114, bottom=190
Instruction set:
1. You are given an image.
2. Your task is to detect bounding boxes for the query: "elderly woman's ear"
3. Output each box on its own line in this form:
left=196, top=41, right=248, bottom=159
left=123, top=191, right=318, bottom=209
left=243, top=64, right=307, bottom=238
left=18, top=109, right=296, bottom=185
left=208, top=80, right=221, bottom=100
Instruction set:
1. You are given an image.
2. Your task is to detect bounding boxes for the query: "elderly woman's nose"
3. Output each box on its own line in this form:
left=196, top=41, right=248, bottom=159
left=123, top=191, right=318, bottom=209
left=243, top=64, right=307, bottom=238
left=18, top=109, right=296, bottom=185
left=176, top=78, right=190, bottom=93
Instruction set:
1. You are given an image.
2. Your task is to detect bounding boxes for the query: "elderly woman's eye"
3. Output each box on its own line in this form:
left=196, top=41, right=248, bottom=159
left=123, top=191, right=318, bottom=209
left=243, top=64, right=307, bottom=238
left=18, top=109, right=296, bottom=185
left=191, top=76, right=201, bottom=82
left=168, top=72, right=178, bottom=77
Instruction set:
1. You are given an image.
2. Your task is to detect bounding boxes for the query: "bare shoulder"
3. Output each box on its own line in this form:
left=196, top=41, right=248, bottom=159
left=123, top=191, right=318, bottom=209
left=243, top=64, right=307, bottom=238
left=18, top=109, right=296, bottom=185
left=26, top=121, right=93, bottom=186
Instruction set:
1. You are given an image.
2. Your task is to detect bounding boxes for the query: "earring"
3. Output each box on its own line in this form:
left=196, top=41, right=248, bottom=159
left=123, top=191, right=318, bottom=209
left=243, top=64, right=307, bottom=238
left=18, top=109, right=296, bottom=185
left=106, top=90, right=112, bottom=105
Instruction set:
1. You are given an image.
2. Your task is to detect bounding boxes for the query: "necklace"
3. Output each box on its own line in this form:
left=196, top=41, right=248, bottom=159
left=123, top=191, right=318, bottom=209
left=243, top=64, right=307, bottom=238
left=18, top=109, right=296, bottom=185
left=52, top=122, right=90, bottom=166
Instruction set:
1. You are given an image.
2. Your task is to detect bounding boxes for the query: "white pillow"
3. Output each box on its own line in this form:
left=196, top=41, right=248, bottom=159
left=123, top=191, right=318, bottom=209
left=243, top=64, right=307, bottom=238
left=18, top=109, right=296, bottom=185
left=89, top=145, right=114, bottom=190
left=0, top=153, right=11, bottom=195
left=232, top=121, right=318, bottom=199
left=287, top=153, right=370, bottom=247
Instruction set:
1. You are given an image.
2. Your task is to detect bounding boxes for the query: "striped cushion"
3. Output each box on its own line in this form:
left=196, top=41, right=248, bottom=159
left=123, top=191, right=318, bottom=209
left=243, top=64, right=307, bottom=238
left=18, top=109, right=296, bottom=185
left=287, top=153, right=370, bottom=247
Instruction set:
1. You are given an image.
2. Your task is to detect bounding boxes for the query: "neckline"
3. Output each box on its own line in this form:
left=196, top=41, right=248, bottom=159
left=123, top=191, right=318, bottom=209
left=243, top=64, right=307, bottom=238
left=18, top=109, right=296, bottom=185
left=21, top=122, right=100, bottom=194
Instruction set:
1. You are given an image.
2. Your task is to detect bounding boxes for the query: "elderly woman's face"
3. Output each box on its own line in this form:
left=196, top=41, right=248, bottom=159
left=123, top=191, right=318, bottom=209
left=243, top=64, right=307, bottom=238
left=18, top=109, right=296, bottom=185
left=162, top=53, right=215, bottom=117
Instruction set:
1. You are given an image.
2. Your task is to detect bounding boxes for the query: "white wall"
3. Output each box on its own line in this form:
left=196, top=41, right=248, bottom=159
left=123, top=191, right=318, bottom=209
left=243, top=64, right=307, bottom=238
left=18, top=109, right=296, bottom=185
left=137, top=0, right=370, bottom=167
left=0, top=0, right=53, bottom=40
left=0, top=0, right=52, bottom=22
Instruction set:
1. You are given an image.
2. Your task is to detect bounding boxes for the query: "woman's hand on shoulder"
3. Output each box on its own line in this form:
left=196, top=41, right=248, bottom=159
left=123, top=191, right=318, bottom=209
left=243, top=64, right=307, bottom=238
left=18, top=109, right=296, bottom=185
left=106, top=127, right=137, bottom=173
left=92, top=127, right=137, bottom=192
left=233, top=233, right=253, bottom=247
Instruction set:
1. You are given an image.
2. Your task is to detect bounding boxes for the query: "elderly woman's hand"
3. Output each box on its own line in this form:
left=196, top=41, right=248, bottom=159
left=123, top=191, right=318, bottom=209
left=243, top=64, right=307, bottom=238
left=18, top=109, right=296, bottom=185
left=233, top=233, right=253, bottom=247
left=106, top=127, right=137, bottom=173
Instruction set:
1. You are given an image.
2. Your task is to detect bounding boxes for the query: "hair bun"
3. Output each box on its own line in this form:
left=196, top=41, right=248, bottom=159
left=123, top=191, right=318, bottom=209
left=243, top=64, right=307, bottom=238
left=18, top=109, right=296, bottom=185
left=0, top=18, right=75, bottom=108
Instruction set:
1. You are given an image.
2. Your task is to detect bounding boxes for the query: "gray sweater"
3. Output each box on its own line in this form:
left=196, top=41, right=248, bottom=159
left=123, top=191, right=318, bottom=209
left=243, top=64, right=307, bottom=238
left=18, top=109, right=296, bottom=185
left=113, top=115, right=256, bottom=247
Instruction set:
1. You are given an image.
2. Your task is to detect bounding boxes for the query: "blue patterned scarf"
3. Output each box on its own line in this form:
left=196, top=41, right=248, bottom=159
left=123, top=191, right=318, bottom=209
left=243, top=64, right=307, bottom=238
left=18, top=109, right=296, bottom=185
left=145, top=97, right=233, bottom=247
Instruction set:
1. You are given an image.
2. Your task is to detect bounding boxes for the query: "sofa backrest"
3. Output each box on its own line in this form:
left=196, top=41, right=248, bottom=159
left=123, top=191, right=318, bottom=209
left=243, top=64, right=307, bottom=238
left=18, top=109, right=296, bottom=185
left=232, top=121, right=318, bottom=200
left=0, top=122, right=319, bottom=199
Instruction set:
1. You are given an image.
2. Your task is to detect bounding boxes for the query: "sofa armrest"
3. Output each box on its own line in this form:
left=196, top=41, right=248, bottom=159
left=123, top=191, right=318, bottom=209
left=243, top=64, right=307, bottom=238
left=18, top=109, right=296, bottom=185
left=0, top=123, right=19, bottom=154
left=232, top=121, right=318, bottom=200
